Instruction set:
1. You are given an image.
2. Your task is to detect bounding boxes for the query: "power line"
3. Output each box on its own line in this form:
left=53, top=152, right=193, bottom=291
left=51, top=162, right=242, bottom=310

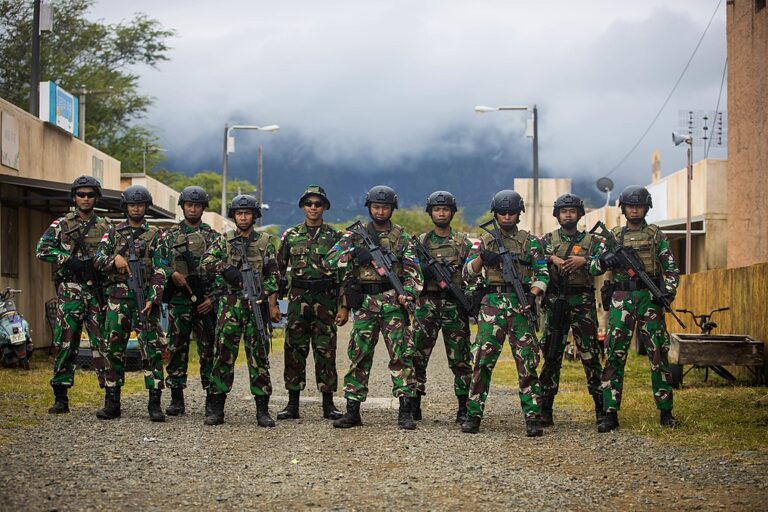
left=604, top=0, right=723, bottom=177
left=705, top=57, right=727, bottom=158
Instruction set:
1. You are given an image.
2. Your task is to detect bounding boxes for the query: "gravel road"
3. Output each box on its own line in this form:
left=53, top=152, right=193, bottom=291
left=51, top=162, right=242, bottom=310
left=1, top=324, right=766, bottom=511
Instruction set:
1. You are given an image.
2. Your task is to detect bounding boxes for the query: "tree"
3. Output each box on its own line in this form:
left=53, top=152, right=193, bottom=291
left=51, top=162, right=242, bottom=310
left=148, top=169, right=258, bottom=215
left=0, top=0, right=174, bottom=170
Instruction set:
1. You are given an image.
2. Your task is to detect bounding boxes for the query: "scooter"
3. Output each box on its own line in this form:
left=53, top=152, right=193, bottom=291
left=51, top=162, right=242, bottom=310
left=0, top=288, right=34, bottom=369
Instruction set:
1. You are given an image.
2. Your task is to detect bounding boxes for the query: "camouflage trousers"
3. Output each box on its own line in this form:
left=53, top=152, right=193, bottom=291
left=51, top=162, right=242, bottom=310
left=468, top=292, right=542, bottom=419
left=412, top=294, right=472, bottom=397
left=51, top=282, right=107, bottom=388
left=540, top=292, right=603, bottom=398
left=283, top=287, right=339, bottom=392
left=103, top=286, right=165, bottom=390
left=343, top=291, right=417, bottom=401
left=209, top=294, right=272, bottom=397
left=165, top=298, right=216, bottom=390
left=601, top=289, right=674, bottom=413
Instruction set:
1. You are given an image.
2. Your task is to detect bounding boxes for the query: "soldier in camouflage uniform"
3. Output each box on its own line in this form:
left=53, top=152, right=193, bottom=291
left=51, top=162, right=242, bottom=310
left=596, top=185, right=680, bottom=432
left=201, top=194, right=282, bottom=427
left=462, top=190, right=549, bottom=437
left=160, top=186, right=221, bottom=416
left=36, top=176, right=112, bottom=414
left=411, top=191, right=473, bottom=423
left=276, top=185, right=347, bottom=421
left=539, top=193, right=607, bottom=427
left=324, top=185, right=423, bottom=430
left=94, top=185, right=171, bottom=422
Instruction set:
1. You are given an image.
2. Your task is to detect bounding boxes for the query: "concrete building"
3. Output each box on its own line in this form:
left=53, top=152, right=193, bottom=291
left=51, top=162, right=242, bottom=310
left=514, top=177, right=572, bottom=236
left=726, top=0, right=768, bottom=268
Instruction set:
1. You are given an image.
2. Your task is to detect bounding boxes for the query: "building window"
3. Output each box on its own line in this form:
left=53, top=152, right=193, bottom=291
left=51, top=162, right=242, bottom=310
left=92, top=156, right=103, bottom=183
left=1, top=205, right=19, bottom=277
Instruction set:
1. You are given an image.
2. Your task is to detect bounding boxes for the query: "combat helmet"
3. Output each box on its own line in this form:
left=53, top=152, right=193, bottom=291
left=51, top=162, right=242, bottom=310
left=228, top=194, right=261, bottom=220
left=618, top=185, right=653, bottom=209
left=365, top=185, right=398, bottom=209
left=425, top=190, right=457, bottom=213
left=178, top=186, right=210, bottom=207
left=490, top=190, right=525, bottom=213
left=298, top=185, right=331, bottom=209
left=120, top=185, right=153, bottom=211
left=552, top=193, right=585, bottom=217
left=70, top=175, right=102, bottom=198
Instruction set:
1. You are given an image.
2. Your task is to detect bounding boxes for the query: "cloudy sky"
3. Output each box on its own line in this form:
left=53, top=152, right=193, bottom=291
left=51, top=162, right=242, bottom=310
left=90, top=0, right=727, bottom=200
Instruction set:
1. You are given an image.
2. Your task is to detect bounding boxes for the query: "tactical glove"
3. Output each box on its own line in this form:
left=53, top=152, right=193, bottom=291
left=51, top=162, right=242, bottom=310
left=599, top=251, right=619, bottom=269
left=223, top=266, right=243, bottom=287
left=480, top=249, right=500, bottom=267
left=352, top=247, right=373, bottom=266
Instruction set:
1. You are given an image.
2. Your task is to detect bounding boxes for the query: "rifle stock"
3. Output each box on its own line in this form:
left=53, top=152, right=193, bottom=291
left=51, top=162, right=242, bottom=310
left=230, top=236, right=271, bottom=364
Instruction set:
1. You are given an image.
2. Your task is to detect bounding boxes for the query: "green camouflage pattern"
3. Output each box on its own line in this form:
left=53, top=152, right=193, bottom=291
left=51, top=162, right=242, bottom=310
left=36, top=212, right=111, bottom=388
left=463, top=228, right=549, bottom=419
left=279, top=223, right=344, bottom=392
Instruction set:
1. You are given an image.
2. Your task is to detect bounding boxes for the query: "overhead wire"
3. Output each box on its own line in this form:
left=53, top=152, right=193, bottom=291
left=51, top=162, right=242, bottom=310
left=705, top=57, right=727, bottom=158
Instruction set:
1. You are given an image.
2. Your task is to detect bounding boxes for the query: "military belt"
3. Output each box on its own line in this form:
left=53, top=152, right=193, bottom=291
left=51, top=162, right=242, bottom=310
left=614, top=277, right=662, bottom=292
left=486, top=284, right=531, bottom=295
left=422, top=290, right=454, bottom=300
left=360, top=282, right=393, bottom=295
left=291, top=277, right=336, bottom=293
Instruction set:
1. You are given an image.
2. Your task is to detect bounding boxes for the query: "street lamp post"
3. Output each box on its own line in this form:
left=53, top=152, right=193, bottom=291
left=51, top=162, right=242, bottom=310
left=71, top=87, right=113, bottom=142
left=221, top=123, right=280, bottom=217
left=673, top=132, right=694, bottom=273
left=475, top=104, right=540, bottom=234
left=142, top=144, right=166, bottom=174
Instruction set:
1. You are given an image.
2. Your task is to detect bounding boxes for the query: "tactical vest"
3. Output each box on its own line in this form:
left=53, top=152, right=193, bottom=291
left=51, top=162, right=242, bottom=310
left=109, top=224, right=160, bottom=283
left=61, top=212, right=110, bottom=259
left=481, top=229, right=533, bottom=285
left=612, top=224, right=660, bottom=277
left=550, top=229, right=594, bottom=287
left=355, top=224, right=404, bottom=283
left=169, top=225, right=211, bottom=275
left=420, top=231, right=467, bottom=291
left=224, top=229, right=272, bottom=279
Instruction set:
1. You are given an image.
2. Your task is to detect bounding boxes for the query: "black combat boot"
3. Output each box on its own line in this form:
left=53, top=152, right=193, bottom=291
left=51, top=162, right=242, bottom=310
left=333, top=399, right=362, bottom=428
left=204, top=391, right=214, bottom=417
left=321, top=392, right=343, bottom=420
left=455, top=396, right=469, bottom=424
left=660, top=410, right=679, bottom=428
left=540, top=395, right=554, bottom=427
left=204, top=393, right=226, bottom=425
left=597, top=411, right=619, bottom=433
left=95, top=387, right=121, bottom=420
left=526, top=417, right=544, bottom=437
left=412, top=393, right=423, bottom=421
left=255, top=395, right=276, bottom=427
left=276, top=390, right=300, bottom=420
left=148, top=389, right=166, bottom=422
left=397, top=396, right=417, bottom=430
left=592, top=393, right=606, bottom=425
left=48, top=385, right=70, bottom=414
left=166, top=387, right=185, bottom=416
left=461, top=415, right=481, bottom=434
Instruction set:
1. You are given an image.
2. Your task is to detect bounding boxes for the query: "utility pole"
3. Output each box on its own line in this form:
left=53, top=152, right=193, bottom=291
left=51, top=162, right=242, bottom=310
left=29, top=0, right=41, bottom=116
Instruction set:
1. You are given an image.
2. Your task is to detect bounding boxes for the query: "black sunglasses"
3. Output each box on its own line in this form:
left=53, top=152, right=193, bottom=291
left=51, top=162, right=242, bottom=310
left=303, top=200, right=325, bottom=208
left=495, top=210, right=519, bottom=216
left=75, top=191, right=98, bottom=198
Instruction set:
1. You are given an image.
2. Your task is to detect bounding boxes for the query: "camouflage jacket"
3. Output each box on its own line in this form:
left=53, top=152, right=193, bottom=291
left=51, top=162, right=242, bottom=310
left=464, top=225, right=549, bottom=293
left=200, top=229, right=280, bottom=296
left=541, top=228, right=606, bottom=294
left=278, top=222, right=343, bottom=282
left=324, top=221, right=423, bottom=298
left=35, top=211, right=111, bottom=285
left=159, top=221, right=222, bottom=297
left=94, top=220, right=171, bottom=303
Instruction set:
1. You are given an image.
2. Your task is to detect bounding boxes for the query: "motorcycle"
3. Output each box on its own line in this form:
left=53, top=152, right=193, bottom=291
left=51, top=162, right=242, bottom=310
left=0, top=288, right=34, bottom=369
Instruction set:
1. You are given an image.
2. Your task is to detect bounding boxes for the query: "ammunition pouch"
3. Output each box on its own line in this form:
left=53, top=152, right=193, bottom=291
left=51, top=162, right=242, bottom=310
left=613, top=276, right=663, bottom=292
left=345, top=281, right=365, bottom=310
left=600, top=281, right=616, bottom=311
left=291, top=277, right=336, bottom=294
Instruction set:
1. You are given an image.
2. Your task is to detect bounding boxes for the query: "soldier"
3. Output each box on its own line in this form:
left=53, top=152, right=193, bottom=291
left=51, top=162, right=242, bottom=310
left=36, top=176, right=112, bottom=414
left=201, top=194, right=281, bottom=427
left=324, top=185, right=423, bottom=430
left=94, top=184, right=170, bottom=421
left=276, top=185, right=347, bottom=421
left=539, top=193, right=606, bottom=427
left=411, top=191, right=473, bottom=423
left=461, top=190, right=549, bottom=437
left=597, top=185, right=680, bottom=432
left=161, top=186, right=221, bottom=416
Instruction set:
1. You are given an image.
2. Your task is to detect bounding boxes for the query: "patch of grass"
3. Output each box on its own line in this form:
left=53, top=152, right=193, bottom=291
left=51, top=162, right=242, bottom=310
left=493, top=344, right=768, bottom=456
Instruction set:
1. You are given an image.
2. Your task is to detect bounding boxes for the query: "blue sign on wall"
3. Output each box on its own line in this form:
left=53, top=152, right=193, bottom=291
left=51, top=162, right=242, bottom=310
left=38, top=81, right=79, bottom=137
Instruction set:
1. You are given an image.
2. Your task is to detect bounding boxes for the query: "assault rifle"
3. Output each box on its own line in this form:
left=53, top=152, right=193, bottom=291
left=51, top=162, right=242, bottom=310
left=543, top=239, right=578, bottom=364
left=589, top=220, right=686, bottom=329
left=170, top=236, right=216, bottom=342
left=347, top=221, right=423, bottom=329
left=118, top=225, right=148, bottom=329
left=229, top=235, right=270, bottom=363
left=478, top=219, right=539, bottom=339
left=410, top=235, right=473, bottom=314
left=64, top=219, right=105, bottom=309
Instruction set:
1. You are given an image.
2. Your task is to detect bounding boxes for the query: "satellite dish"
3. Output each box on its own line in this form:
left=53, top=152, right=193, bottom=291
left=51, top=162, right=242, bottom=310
left=596, top=177, right=614, bottom=193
